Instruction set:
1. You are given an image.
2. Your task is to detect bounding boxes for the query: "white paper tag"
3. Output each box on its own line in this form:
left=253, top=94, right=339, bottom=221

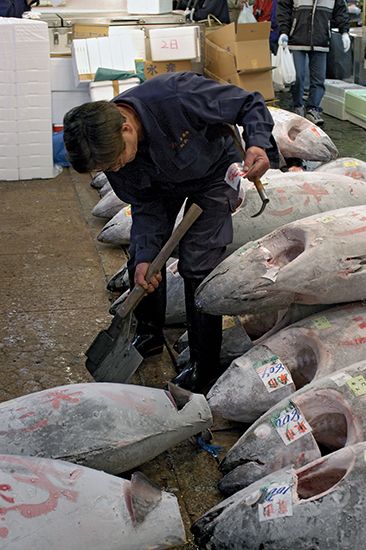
left=224, top=162, right=245, bottom=190
left=254, top=355, right=294, bottom=393
left=271, top=402, right=312, bottom=445
left=330, top=371, right=352, bottom=387
left=258, top=479, right=293, bottom=521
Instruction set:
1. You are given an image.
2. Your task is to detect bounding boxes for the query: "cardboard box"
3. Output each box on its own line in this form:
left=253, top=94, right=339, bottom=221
left=207, top=22, right=271, bottom=72
left=205, top=23, right=274, bottom=101
left=144, top=59, right=192, bottom=79
left=205, top=68, right=274, bottom=101
left=73, top=24, right=109, bottom=39
left=149, top=26, right=199, bottom=61
left=127, top=0, right=172, bottom=14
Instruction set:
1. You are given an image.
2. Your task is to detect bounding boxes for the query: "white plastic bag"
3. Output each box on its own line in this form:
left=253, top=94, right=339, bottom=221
left=272, top=45, right=296, bottom=90
left=237, top=3, right=257, bottom=23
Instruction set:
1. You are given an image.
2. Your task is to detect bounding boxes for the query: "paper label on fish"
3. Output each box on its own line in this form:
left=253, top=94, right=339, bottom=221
left=224, top=162, right=245, bottom=190
left=312, top=316, right=333, bottom=330
left=330, top=371, right=352, bottom=387
left=271, top=402, right=312, bottom=445
left=347, top=375, right=366, bottom=397
left=258, top=479, right=293, bottom=521
left=124, top=206, right=131, bottom=217
left=254, top=355, right=294, bottom=393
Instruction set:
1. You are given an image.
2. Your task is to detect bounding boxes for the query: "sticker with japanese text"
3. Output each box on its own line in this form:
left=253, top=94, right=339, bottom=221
left=330, top=371, right=352, bottom=387
left=271, top=402, right=312, bottom=445
left=254, top=355, right=294, bottom=393
left=344, top=160, right=359, bottom=167
left=320, top=215, right=336, bottom=224
left=222, top=316, right=236, bottom=330
left=312, top=316, right=332, bottom=330
left=258, top=479, right=293, bottom=521
left=124, top=205, right=131, bottom=217
left=346, top=374, right=366, bottom=397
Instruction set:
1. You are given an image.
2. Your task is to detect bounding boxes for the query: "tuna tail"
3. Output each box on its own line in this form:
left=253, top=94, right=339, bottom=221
left=130, top=472, right=162, bottom=524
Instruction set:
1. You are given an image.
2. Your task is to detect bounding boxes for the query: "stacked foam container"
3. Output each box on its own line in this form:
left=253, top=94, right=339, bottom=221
left=0, top=18, right=54, bottom=181
left=321, top=79, right=365, bottom=122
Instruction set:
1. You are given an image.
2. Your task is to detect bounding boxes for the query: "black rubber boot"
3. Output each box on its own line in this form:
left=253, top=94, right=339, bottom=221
left=129, top=264, right=166, bottom=359
left=171, top=278, right=222, bottom=393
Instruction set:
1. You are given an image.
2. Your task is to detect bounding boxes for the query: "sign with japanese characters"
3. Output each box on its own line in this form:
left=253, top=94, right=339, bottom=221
left=271, top=402, right=312, bottom=445
left=347, top=374, right=366, bottom=397
left=254, top=355, right=294, bottom=393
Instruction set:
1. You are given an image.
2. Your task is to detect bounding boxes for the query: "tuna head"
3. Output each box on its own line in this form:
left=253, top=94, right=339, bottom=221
left=196, top=206, right=366, bottom=316
left=269, top=107, right=338, bottom=162
left=196, top=227, right=306, bottom=315
left=193, top=444, right=366, bottom=550
left=97, top=205, right=132, bottom=245
left=219, top=368, right=365, bottom=496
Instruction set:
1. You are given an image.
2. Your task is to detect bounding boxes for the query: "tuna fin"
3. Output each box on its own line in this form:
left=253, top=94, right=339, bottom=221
left=130, top=472, right=162, bottom=524
left=167, top=383, right=192, bottom=410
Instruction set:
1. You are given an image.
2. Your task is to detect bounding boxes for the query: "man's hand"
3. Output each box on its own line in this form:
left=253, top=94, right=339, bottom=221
left=243, top=146, right=270, bottom=181
left=134, top=262, right=162, bottom=294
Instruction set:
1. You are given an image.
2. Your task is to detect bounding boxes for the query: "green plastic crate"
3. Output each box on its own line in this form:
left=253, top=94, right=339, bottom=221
left=345, top=89, right=366, bottom=122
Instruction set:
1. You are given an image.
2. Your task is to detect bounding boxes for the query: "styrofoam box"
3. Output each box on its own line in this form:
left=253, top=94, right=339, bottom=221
left=127, top=0, right=172, bottom=14
left=0, top=132, right=17, bottom=145
left=109, top=27, right=146, bottom=59
left=0, top=107, right=16, bottom=121
left=347, top=112, right=366, bottom=130
left=51, top=58, right=78, bottom=92
left=324, top=79, right=365, bottom=100
left=19, top=166, right=55, bottom=180
left=89, top=78, right=140, bottom=102
left=51, top=90, right=91, bottom=125
left=149, top=26, right=199, bottom=61
left=0, top=168, right=19, bottom=181
left=0, top=156, right=18, bottom=170
left=16, top=119, right=51, bottom=133
left=17, top=106, right=52, bottom=121
left=16, top=69, right=51, bottom=84
left=321, top=94, right=349, bottom=121
left=15, top=48, right=50, bottom=72
left=24, top=142, right=53, bottom=157
left=16, top=81, right=49, bottom=96
left=0, top=145, right=18, bottom=158
left=0, top=95, right=17, bottom=109
left=0, top=70, right=16, bottom=84
left=17, top=131, right=52, bottom=146
left=17, top=94, right=52, bottom=109
left=18, top=155, right=53, bottom=169
left=0, top=43, right=15, bottom=71
left=0, top=82, right=16, bottom=96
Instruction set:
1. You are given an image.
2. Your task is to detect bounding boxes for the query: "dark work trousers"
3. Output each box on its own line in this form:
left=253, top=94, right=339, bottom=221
left=127, top=176, right=240, bottom=334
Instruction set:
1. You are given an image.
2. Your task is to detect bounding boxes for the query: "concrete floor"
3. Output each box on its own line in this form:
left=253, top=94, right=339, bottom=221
left=0, top=108, right=365, bottom=548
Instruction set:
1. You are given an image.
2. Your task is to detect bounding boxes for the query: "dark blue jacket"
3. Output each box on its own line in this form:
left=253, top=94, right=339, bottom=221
left=0, top=0, right=34, bottom=17
left=107, top=72, right=278, bottom=264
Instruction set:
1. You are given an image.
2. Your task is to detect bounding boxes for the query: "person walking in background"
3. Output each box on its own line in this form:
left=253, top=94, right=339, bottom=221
left=277, top=0, right=350, bottom=126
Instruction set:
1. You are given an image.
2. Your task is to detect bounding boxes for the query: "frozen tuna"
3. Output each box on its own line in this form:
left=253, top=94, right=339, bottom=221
left=196, top=205, right=366, bottom=316
left=92, top=189, right=127, bottom=219
left=0, top=454, right=185, bottom=549
left=268, top=106, right=338, bottom=161
left=315, top=157, right=366, bottom=181
left=0, top=382, right=212, bottom=474
left=193, top=442, right=366, bottom=549
left=219, top=360, right=366, bottom=494
left=98, top=180, right=113, bottom=197
left=229, top=172, right=366, bottom=253
left=90, top=171, right=108, bottom=189
left=208, top=302, right=366, bottom=423
left=98, top=204, right=132, bottom=244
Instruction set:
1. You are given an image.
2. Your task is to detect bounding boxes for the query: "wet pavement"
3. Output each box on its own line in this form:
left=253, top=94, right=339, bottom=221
left=0, top=98, right=365, bottom=548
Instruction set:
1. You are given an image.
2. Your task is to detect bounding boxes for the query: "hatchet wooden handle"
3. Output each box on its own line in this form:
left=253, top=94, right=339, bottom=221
left=116, top=203, right=203, bottom=318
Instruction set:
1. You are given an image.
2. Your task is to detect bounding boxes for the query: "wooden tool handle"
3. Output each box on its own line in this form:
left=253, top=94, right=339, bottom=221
left=253, top=177, right=269, bottom=204
left=116, top=203, right=203, bottom=318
